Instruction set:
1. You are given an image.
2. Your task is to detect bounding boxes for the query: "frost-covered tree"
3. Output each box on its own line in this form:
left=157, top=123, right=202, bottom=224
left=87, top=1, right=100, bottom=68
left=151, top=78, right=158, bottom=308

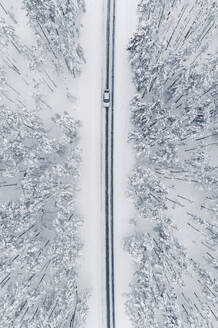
left=124, top=226, right=186, bottom=328
left=126, top=0, right=218, bottom=326
left=23, top=0, right=86, bottom=76
left=0, top=2, right=88, bottom=326
left=129, top=166, right=168, bottom=218
left=0, top=17, right=48, bottom=83
left=0, top=107, right=88, bottom=327
left=0, top=16, right=19, bottom=50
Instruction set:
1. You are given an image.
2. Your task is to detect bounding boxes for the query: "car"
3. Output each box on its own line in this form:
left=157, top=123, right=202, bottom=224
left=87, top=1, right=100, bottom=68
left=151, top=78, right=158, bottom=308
left=103, top=89, right=110, bottom=107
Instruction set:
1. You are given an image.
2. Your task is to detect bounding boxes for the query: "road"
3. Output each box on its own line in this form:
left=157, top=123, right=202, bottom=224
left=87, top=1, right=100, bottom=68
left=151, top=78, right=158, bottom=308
left=102, top=0, right=138, bottom=327
left=102, top=0, right=116, bottom=327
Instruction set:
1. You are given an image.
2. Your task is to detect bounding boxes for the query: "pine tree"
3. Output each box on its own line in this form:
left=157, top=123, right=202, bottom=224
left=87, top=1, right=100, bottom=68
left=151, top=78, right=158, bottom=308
left=23, top=0, right=86, bottom=76
left=126, top=0, right=218, bottom=326
left=0, top=107, right=88, bottom=327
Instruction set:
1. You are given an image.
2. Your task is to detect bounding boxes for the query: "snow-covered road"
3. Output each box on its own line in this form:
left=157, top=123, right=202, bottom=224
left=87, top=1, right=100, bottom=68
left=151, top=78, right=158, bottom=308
left=78, top=1, right=139, bottom=326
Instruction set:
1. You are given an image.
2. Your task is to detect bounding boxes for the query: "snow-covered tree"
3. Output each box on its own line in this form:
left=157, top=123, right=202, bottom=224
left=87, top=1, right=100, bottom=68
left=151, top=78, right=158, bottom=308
left=23, top=0, right=86, bottom=76
left=0, top=1, right=88, bottom=326
left=0, top=107, right=88, bottom=327
left=126, top=0, right=218, bottom=326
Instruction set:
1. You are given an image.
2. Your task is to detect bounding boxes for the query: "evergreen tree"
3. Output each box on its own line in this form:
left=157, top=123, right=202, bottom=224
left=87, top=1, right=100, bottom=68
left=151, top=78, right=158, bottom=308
left=126, top=0, right=218, bottom=326
left=23, top=0, right=86, bottom=76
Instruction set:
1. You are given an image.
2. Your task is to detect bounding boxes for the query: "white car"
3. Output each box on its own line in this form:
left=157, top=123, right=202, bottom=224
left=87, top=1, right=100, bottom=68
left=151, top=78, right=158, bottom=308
left=103, top=89, right=110, bottom=108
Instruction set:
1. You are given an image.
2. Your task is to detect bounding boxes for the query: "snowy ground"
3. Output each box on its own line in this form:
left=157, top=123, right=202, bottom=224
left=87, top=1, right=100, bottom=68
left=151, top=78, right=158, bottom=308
left=78, top=1, right=139, bottom=326
left=0, top=0, right=104, bottom=326
left=0, top=0, right=140, bottom=326
left=76, top=1, right=104, bottom=327
left=113, top=1, right=138, bottom=327
left=79, top=1, right=139, bottom=325
left=2, top=1, right=216, bottom=327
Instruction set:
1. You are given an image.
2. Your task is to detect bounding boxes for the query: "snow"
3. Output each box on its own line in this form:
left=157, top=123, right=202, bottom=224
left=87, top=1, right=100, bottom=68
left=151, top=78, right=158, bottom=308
left=2, top=0, right=216, bottom=327
left=0, top=0, right=140, bottom=326
left=113, top=1, right=138, bottom=327
left=76, top=1, right=104, bottom=327
left=0, top=0, right=104, bottom=326
left=78, top=1, right=140, bottom=326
